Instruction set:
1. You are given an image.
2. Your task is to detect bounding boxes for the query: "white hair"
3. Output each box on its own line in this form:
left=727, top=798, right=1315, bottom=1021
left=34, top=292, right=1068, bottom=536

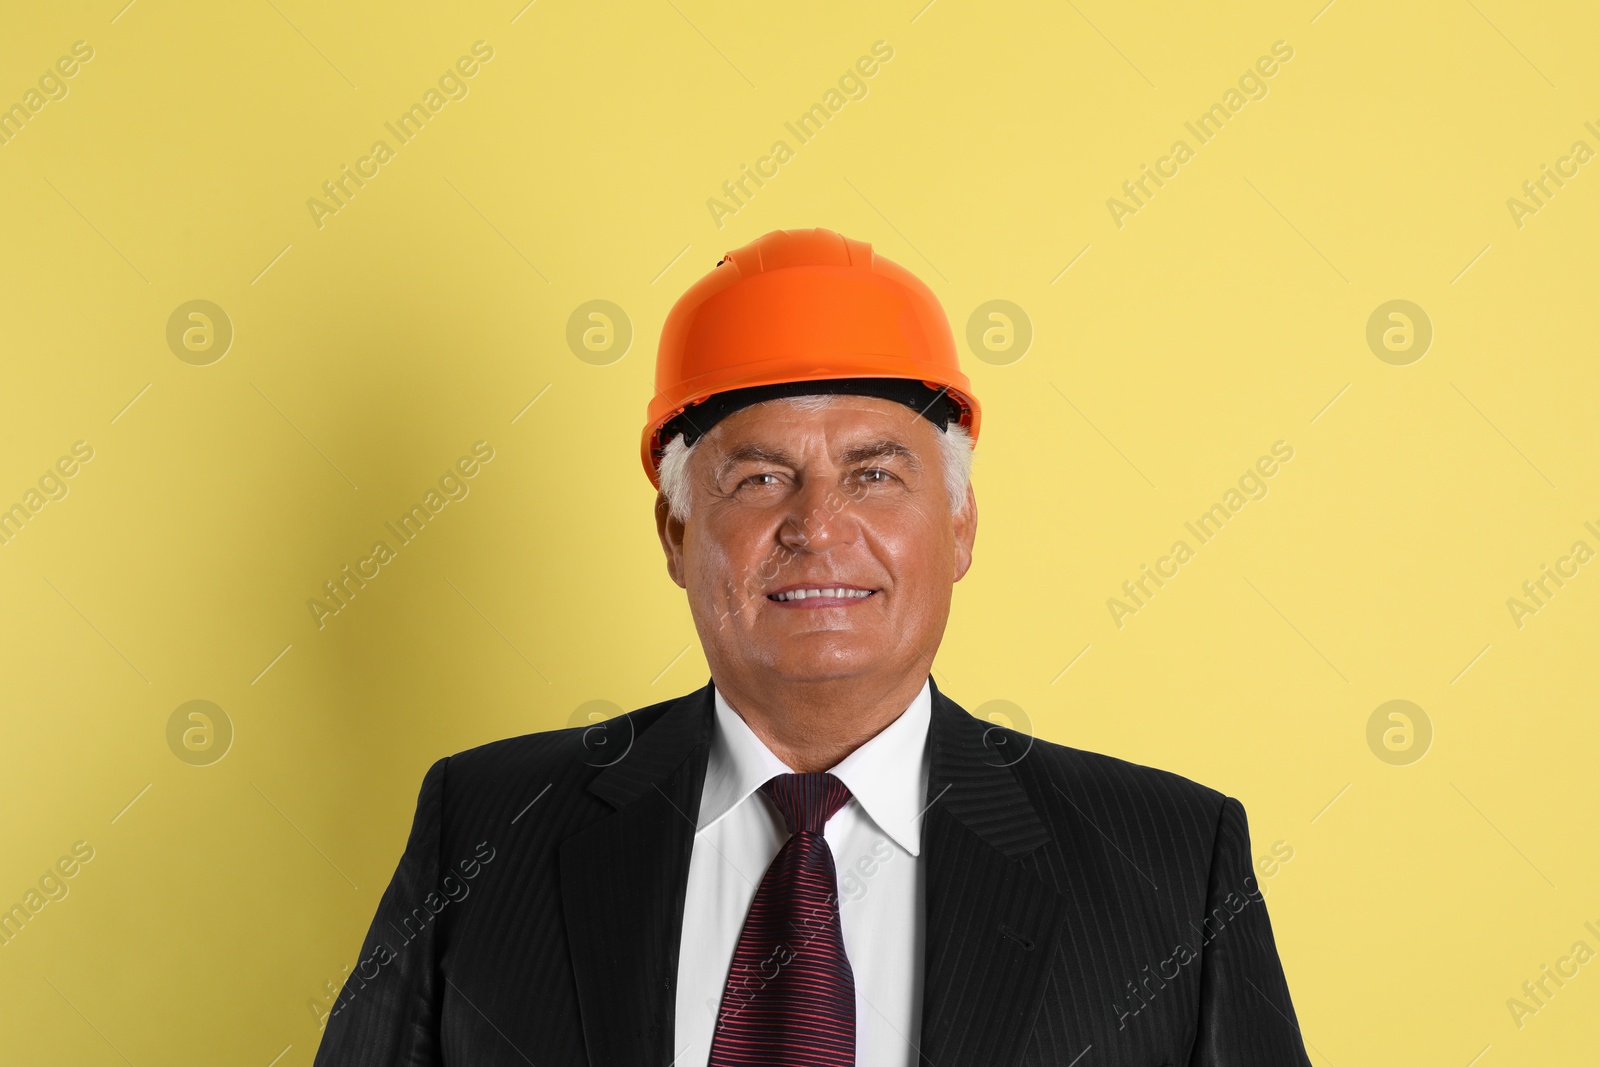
left=657, top=394, right=974, bottom=523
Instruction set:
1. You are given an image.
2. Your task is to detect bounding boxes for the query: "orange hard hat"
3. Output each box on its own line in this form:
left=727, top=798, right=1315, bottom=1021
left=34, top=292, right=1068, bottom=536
left=641, top=227, right=981, bottom=488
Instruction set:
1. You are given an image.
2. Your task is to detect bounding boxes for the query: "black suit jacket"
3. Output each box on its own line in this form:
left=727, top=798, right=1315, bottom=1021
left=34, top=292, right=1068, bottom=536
left=312, top=677, right=1314, bottom=1066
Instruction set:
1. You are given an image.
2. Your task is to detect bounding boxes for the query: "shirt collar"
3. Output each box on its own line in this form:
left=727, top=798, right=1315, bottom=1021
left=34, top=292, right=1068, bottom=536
left=697, top=678, right=932, bottom=857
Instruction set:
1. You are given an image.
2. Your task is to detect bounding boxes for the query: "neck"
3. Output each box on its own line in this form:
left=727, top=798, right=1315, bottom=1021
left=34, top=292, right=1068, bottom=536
left=710, top=670, right=928, bottom=773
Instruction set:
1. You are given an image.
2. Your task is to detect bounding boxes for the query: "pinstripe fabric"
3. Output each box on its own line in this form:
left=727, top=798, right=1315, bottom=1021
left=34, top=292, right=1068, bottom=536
left=311, top=676, right=1314, bottom=1067
left=707, top=773, right=855, bottom=1066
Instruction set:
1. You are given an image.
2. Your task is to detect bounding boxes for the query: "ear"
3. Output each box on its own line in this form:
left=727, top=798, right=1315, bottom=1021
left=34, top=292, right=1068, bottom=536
left=655, top=491, right=688, bottom=589
left=952, top=482, right=977, bottom=582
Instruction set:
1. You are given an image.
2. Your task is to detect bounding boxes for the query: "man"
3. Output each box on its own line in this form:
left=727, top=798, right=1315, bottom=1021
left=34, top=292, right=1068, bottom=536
left=313, top=228, right=1314, bottom=1066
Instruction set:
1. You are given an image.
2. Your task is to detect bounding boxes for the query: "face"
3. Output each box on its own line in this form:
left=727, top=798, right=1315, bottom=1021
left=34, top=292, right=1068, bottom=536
left=655, top=395, right=977, bottom=688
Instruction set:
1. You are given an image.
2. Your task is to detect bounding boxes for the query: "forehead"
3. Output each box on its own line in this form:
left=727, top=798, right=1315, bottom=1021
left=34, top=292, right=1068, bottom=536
left=699, top=394, right=936, bottom=459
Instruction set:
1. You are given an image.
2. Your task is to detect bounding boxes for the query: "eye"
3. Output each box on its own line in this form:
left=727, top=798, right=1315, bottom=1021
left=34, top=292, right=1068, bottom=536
left=740, top=472, right=781, bottom=488
left=857, top=467, right=893, bottom=483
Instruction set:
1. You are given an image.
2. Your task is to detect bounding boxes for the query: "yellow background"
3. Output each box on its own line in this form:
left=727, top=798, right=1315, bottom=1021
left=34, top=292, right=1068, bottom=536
left=2, top=0, right=1597, bottom=1063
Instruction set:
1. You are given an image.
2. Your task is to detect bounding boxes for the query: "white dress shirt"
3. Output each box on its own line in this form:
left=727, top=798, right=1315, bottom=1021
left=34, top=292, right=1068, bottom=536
left=672, top=679, right=932, bottom=1067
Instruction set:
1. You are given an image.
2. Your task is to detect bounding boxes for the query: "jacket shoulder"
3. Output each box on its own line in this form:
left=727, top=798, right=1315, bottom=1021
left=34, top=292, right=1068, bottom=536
left=415, top=689, right=696, bottom=833
left=998, top=732, right=1234, bottom=903
left=1007, top=730, right=1230, bottom=838
left=442, top=689, right=685, bottom=774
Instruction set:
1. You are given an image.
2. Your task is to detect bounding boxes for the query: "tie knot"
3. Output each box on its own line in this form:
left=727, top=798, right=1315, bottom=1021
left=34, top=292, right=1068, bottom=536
left=760, top=772, right=851, bottom=835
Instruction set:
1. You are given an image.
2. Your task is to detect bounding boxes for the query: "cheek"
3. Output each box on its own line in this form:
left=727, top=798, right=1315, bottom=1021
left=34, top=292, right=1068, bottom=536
left=681, top=528, right=720, bottom=595
left=865, top=505, right=951, bottom=583
left=685, top=516, right=766, bottom=608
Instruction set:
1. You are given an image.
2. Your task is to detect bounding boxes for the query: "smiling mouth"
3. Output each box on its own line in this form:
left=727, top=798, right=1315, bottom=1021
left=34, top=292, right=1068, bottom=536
left=766, top=586, right=878, bottom=605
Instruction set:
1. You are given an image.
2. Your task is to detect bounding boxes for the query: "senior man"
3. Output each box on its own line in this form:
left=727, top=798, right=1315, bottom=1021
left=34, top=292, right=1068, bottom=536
left=313, top=228, right=1314, bottom=1067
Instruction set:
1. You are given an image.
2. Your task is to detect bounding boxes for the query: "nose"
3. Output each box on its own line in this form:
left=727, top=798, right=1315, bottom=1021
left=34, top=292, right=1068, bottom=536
left=776, top=474, right=857, bottom=553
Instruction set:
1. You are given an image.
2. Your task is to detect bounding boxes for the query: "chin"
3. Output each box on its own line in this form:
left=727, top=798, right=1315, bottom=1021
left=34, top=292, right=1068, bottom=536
left=764, top=639, right=888, bottom=681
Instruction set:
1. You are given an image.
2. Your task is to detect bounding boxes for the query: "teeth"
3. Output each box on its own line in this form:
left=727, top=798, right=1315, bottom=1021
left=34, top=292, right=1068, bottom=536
left=773, top=587, right=872, bottom=601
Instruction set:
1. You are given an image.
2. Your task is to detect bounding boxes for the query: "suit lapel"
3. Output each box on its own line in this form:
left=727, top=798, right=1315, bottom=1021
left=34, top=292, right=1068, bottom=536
left=918, top=677, right=1067, bottom=1067
left=560, top=680, right=715, bottom=1067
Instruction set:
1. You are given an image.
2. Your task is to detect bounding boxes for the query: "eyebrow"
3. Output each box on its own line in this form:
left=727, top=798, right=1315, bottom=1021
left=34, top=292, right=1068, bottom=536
left=839, top=439, right=921, bottom=470
left=712, top=437, right=922, bottom=482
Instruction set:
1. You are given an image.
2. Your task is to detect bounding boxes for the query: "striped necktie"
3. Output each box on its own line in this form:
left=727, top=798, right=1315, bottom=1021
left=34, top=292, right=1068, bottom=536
left=707, top=772, right=856, bottom=1067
